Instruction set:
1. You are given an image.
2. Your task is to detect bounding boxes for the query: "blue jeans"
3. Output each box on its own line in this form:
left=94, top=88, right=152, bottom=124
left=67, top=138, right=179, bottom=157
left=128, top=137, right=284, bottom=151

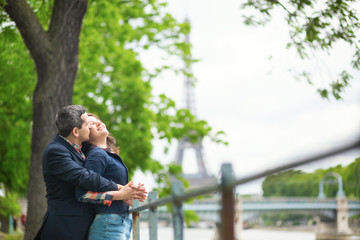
left=88, top=213, right=132, bottom=240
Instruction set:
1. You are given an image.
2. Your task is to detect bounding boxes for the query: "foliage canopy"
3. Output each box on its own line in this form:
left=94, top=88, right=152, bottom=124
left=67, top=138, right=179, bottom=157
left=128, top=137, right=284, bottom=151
left=242, top=0, right=360, bottom=100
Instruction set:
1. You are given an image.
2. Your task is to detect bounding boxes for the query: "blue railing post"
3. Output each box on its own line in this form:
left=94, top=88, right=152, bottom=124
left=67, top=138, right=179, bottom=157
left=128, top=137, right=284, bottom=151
left=220, top=163, right=235, bottom=240
left=132, top=200, right=140, bottom=240
left=171, top=181, right=184, bottom=240
left=148, top=191, right=158, bottom=240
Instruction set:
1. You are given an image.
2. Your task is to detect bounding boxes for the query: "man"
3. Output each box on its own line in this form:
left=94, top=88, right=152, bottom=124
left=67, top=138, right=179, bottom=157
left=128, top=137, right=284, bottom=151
left=36, top=105, right=145, bottom=240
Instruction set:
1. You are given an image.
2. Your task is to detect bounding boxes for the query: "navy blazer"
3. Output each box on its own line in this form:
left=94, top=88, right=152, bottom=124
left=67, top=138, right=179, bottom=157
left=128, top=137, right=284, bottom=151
left=37, top=135, right=118, bottom=240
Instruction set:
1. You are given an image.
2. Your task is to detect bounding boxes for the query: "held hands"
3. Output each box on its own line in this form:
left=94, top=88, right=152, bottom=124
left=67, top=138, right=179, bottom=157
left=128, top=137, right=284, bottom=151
left=124, top=181, right=147, bottom=206
left=113, top=180, right=148, bottom=206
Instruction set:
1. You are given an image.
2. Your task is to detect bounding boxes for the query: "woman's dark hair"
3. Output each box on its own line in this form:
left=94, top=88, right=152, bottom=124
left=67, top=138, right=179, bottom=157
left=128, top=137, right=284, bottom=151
left=106, top=135, right=120, bottom=155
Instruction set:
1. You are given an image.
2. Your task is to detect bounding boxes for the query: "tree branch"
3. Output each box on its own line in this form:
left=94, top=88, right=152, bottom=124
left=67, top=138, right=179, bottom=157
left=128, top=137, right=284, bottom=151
left=45, top=0, right=88, bottom=91
left=268, top=0, right=294, bottom=16
left=48, top=0, right=87, bottom=49
left=3, top=0, right=49, bottom=65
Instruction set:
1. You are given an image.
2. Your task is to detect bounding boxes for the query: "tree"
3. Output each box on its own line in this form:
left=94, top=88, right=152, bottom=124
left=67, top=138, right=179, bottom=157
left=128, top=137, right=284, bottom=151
left=262, top=169, right=320, bottom=197
left=262, top=162, right=359, bottom=198
left=0, top=1, right=225, bottom=239
left=1, top=1, right=91, bottom=238
left=242, top=0, right=360, bottom=100
left=72, top=0, right=215, bottom=175
left=343, top=158, right=360, bottom=198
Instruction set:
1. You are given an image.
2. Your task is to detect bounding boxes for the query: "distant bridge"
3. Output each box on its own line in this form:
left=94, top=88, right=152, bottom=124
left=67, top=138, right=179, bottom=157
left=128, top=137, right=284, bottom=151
left=142, top=197, right=359, bottom=222
left=141, top=197, right=360, bottom=222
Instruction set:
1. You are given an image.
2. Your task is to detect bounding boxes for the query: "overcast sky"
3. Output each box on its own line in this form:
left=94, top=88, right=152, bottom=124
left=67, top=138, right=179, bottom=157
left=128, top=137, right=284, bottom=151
left=136, top=0, right=360, bottom=194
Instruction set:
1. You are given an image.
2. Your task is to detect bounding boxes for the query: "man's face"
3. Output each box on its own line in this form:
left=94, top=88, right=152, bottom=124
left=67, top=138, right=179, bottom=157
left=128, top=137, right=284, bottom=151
left=78, top=113, right=91, bottom=143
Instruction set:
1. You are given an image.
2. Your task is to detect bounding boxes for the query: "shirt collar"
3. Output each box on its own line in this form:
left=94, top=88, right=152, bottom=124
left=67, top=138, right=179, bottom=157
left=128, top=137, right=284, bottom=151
left=59, top=135, right=82, bottom=153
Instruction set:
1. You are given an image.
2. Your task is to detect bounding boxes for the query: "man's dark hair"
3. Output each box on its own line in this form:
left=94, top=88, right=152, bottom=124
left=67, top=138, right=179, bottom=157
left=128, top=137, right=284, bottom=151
left=56, top=105, right=87, bottom=137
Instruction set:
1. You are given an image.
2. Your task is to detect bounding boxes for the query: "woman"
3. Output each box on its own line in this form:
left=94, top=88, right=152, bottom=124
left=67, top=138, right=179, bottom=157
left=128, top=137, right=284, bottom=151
left=76, top=114, right=147, bottom=240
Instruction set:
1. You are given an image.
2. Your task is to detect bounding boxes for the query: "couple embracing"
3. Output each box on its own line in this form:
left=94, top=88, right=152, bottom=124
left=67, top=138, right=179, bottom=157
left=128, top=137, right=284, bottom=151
left=35, top=105, right=147, bottom=240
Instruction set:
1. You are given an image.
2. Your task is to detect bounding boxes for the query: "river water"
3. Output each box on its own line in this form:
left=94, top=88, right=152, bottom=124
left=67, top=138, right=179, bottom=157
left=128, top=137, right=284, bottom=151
left=134, top=226, right=315, bottom=240
left=133, top=226, right=360, bottom=240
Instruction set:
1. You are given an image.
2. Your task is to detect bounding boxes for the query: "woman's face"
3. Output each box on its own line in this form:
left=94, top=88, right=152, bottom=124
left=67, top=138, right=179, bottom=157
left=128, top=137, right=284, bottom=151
left=88, top=116, right=109, bottom=141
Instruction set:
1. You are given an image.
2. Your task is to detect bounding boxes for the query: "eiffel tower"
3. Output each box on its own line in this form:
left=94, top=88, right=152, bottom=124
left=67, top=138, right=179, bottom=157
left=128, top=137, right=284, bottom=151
left=174, top=18, right=216, bottom=188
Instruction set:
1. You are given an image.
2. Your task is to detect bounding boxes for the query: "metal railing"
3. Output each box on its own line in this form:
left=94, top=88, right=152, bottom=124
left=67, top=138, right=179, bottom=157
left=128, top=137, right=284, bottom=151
left=130, top=139, right=360, bottom=240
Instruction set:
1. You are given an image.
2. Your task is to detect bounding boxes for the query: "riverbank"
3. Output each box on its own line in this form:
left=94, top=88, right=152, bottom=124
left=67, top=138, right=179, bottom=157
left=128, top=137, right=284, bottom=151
left=133, top=226, right=316, bottom=240
left=250, top=225, right=360, bottom=236
left=250, top=225, right=316, bottom=232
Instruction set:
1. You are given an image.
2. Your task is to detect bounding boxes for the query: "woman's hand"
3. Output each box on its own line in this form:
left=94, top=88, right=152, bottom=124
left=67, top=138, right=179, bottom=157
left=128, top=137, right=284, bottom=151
left=123, top=182, right=148, bottom=206
left=112, top=181, right=147, bottom=204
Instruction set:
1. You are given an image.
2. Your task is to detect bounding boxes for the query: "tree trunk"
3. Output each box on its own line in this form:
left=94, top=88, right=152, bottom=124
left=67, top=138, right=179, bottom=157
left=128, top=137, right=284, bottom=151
left=3, top=1, right=88, bottom=239
left=0, top=215, right=9, bottom=234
